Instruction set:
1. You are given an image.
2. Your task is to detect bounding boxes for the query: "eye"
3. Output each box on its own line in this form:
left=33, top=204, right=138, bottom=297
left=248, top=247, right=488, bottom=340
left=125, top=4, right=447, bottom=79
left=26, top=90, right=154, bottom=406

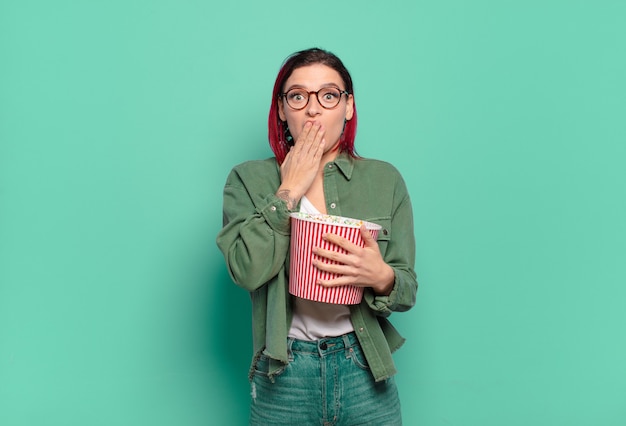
left=321, top=89, right=340, bottom=100
left=288, top=90, right=307, bottom=102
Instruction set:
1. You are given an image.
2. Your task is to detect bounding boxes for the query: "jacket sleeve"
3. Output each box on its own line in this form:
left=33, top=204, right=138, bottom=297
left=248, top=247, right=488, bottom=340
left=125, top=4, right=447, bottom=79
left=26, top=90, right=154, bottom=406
left=364, top=175, right=418, bottom=316
left=216, top=166, right=292, bottom=292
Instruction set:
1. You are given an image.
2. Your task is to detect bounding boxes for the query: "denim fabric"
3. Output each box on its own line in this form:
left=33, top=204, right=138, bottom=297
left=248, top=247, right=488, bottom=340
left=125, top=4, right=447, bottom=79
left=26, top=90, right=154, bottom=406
left=250, top=333, right=402, bottom=426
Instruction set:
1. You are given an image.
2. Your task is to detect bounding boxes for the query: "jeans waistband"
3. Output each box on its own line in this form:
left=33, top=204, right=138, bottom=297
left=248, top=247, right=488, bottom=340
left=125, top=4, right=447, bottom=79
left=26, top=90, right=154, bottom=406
left=288, top=332, right=360, bottom=356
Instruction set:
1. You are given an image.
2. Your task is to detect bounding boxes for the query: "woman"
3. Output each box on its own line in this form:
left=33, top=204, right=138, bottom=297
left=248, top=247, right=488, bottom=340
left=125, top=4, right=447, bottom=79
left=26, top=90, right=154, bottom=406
left=216, top=48, right=417, bottom=425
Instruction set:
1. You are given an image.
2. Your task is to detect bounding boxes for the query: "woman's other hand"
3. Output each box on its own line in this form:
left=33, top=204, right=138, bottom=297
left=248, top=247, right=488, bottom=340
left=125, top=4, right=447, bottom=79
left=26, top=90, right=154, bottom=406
left=311, top=225, right=395, bottom=296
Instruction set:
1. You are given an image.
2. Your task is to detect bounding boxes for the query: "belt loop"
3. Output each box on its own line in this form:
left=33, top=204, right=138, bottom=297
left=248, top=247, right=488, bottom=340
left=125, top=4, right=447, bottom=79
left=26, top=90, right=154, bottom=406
left=342, top=333, right=352, bottom=349
left=287, top=337, right=295, bottom=362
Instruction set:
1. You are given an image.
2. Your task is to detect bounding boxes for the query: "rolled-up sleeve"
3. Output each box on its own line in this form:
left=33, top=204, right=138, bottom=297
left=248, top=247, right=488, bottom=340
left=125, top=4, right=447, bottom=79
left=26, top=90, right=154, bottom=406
left=216, top=167, right=291, bottom=292
left=364, top=179, right=417, bottom=316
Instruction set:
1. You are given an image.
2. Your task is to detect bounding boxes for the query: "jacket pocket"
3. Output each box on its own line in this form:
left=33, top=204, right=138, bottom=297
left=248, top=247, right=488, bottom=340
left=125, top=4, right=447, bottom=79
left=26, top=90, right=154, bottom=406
left=347, top=344, right=371, bottom=371
left=365, top=217, right=391, bottom=257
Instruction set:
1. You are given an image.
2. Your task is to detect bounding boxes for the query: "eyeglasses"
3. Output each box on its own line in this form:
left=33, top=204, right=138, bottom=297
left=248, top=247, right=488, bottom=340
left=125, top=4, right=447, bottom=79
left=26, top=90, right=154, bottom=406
left=281, top=87, right=350, bottom=110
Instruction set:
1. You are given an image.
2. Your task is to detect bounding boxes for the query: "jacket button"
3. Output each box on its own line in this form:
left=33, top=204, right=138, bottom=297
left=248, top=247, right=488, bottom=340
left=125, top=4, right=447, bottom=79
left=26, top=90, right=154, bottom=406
left=359, top=327, right=364, bottom=332
left=270, top=206, right=276, bottom=211
left=330, top=203, right=336, bottom=209
left=383, top=229, right=388, bottom=235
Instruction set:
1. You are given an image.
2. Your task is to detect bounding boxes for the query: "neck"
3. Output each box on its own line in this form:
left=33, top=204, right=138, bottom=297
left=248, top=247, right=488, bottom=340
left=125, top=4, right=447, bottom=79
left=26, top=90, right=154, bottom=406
left=321, top=143, right=341, bottom=166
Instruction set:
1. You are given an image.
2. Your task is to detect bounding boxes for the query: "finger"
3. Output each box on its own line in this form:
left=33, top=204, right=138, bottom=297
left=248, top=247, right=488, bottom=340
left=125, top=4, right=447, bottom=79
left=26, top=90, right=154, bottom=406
left=311, top=122, right=325, bottom=142
left=317, top=275, right=363, bottom=288
left=291, top=122, right=313, bottom=150
left=302, top=123, right=325, bottom=155
left=312, top=135, right=326, bottom=159
left=322, top=232, right=357, bottom=252
left=299, top=121, right=317, bottom=143
left=312, top=246, right=350, bottom=264
left=360, top=225, right=377, bottom=247
left=312, top=260, right=353, bottom=283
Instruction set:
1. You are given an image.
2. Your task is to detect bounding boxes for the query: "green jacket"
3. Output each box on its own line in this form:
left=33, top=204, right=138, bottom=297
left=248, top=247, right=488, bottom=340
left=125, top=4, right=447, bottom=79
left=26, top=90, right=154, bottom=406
left=216, top=152, right=418, bottom=382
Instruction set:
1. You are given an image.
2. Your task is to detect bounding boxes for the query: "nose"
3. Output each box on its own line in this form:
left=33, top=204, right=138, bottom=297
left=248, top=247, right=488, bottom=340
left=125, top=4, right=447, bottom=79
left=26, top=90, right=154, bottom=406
left=305, top=92, right=322, bottom=116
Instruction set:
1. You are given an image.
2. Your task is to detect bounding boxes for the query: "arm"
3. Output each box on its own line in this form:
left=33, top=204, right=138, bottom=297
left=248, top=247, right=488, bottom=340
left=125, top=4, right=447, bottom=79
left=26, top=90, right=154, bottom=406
left=365, top=192, right=417, bottom=316
left=313, top=174, right=418, bottom=316
left=217, top=124, right=328, bottom=291
left=216, top=167, right=292, bottom=292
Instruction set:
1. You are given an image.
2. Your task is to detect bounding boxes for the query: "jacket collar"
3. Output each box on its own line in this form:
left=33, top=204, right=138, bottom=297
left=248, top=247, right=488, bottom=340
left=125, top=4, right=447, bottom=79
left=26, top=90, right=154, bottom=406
left=330, top=152, right=355, bottom=180
left=273, top=151, right=355, bottom=180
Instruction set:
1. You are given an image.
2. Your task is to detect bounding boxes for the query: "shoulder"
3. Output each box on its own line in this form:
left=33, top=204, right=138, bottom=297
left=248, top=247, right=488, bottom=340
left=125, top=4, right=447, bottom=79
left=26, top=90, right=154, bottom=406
left=225, top=157, right=280, bottom=188
left=230, top=157, right=278, bottom=174
left=352, top=157, right=405, bottom=180
left=350, top=157, right=411, bottom=201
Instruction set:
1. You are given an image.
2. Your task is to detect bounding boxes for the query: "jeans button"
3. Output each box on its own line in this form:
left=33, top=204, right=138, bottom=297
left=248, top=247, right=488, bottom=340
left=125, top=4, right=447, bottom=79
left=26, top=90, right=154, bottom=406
left=320, top=342, right=328, bottom=350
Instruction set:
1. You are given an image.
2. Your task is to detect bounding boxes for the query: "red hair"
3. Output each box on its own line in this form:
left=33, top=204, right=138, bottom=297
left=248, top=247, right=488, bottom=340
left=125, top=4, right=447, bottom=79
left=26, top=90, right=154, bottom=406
left=268, top=48, right=358, bottom=164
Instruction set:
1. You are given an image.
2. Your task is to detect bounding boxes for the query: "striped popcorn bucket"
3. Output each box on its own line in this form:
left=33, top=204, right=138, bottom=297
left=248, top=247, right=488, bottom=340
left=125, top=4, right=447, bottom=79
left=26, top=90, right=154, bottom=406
left=289, top=212, right=382, bottom=304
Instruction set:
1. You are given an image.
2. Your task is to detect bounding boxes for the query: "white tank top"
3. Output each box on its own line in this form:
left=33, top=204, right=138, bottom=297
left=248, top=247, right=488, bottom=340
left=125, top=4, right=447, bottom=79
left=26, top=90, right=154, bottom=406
left=288, top=196, right=354, bottom=341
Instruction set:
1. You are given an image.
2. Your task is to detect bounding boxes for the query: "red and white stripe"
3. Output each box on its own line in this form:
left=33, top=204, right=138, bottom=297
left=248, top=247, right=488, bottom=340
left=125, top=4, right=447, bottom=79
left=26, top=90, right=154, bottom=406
left=289, top=218, right=379, bottom=305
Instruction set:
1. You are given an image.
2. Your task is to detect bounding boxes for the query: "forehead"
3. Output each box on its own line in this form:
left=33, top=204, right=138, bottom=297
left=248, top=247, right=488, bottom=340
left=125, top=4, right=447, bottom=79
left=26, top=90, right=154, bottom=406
left=284, top=64, right=345, bottom=90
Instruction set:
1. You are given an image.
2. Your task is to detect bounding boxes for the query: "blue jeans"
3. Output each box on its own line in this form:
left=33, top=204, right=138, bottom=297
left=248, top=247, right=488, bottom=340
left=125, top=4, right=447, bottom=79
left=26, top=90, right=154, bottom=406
left=250, top=332, right=402, bottom=425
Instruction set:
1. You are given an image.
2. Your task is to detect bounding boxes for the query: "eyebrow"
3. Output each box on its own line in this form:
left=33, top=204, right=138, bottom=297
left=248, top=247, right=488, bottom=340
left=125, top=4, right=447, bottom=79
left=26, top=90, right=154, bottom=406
left=284, top=83, right=343, bottom=92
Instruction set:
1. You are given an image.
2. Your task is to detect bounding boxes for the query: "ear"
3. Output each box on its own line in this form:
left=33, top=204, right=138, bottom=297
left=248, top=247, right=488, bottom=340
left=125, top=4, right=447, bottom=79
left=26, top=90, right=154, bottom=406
left=345, top=94, right=354, bottom=121
left=278, top=98, right=286, bottom=121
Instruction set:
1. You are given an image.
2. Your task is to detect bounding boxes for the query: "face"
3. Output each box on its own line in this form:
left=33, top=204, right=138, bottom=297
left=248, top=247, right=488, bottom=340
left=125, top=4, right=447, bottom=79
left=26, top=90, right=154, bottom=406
left=278, top=64, right=354, bottom=155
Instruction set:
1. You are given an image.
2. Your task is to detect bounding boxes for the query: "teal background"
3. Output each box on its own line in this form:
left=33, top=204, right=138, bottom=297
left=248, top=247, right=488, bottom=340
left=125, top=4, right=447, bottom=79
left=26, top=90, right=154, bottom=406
left=1, top=1, right=625, bottom=425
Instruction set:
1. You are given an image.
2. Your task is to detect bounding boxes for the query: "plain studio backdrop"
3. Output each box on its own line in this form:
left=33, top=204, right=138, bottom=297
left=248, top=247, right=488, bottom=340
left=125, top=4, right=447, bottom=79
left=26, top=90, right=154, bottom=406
left=1, top=1, right=625, bottom=425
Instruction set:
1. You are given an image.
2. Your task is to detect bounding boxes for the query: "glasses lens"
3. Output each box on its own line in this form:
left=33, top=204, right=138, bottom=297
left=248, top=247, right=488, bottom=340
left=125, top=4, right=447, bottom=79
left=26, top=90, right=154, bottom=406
left=284, top=88, right=344, bottom=110
left=318, top=88, right=342, bottom=109
left=285, top=89, right=309, bottom=110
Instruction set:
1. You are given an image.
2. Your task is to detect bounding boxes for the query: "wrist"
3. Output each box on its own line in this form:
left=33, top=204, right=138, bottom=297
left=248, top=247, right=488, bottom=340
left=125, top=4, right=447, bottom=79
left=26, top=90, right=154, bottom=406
left=276, top=188, right=300, bottom=211
left=374, top=265, right=395, bottom=296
